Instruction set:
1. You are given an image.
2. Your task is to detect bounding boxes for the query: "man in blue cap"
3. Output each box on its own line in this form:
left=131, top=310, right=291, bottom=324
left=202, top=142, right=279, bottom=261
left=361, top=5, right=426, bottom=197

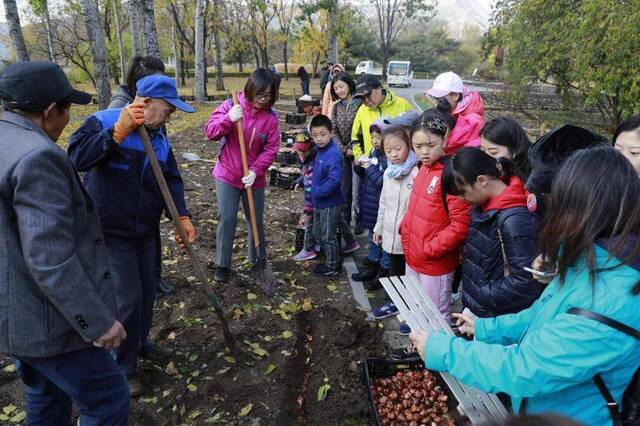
left=68, top=74, right=196, bottom=396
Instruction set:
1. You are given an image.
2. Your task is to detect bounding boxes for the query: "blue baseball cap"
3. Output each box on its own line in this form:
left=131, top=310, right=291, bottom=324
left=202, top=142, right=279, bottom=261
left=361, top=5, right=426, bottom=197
left=135, top=75, right=195, bottom=113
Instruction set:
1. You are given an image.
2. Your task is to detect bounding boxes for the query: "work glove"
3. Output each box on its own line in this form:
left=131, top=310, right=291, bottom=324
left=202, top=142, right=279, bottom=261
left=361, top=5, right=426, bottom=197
left=113, top=102, right=146, bottom=143
left=175, top=216, right=196, bottom=249
left=242, top=170, right=257, bottom=188
left=228, top=104, right=244, bottom=123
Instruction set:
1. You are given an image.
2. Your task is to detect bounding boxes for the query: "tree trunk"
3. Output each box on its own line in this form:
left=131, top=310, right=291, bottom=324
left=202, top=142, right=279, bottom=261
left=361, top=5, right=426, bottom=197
left=238, top=55, right=243, bottom=73
left=3, top=0, right=29, bottom=61
left=282, top=41, right=289, bottom=80
left=111, top=0, right=127, bottom=82
left=327, top=0, right=338, bottom=63
left=80, top=0, right=112, bottom=109
left=171, top=13, right=182, bottom=87
left=180, top=41, right=186, bottom=86
left=194, top=0, right=206, bottom=103
left=212, top=6, right=225, bottom=91
left=129, top=0, right=144, bottom=56
left=41, top=1, right=56, bottom=62
left=253, top=46, right=260, bottom=68
left=141, top=0, right=160, bottom=58
left=260, top=48, right=268, bottom=70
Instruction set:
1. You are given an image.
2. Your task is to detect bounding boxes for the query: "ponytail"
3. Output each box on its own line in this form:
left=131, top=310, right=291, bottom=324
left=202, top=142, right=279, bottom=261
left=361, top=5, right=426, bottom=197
left=442, top=147, right=514, bottom=196
left=125, top=55, right=165, bottom=98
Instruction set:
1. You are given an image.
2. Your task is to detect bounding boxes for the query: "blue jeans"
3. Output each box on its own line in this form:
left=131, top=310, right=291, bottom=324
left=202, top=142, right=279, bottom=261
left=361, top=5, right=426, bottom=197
left=14, top=347, right=129, bottom=426
left=301, top=80, right=310, bottom=96
left=106, top=236, right=157, bottom=376
left=313, top=204, right=355, bottom=269
left=367, top=230, right=390, bottom=269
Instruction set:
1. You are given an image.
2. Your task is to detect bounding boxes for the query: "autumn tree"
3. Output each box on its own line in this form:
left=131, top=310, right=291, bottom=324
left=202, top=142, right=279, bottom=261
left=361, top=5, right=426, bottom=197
left=80, top=0, right=112, bottom=108
left=273, top=0, right=297, bottom=79
left=194, top=0, right=206, bottom=103
left=248, top=0, right=275, bottom=68
left=28, top=0, right=55, bottom=61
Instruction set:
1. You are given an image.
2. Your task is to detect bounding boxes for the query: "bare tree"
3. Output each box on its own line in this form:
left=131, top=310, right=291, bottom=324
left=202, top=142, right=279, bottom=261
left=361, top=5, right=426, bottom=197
left=28, top=0, right=55, bottom=62
left=327, top=0, right=338, bottom=63
left=273, top=0, right=297, bottom=80
left=80, top=0, right=112, bottom=109
left=248, top=0, right=275, bottom=68
left=129, top=0, right=144, bottom=55
left=194, top=0, right=206, bottom=103
left=211, top=0, right=225, bottom=91
left=111, top=0, right=127, bottom=82
left=3, top=0, right=29, bottom=61
left=170, top=6, right=182, bottom=87
left=141, top=0, right=161, bottom=57
left=220, top=1, right=253, bottom=72
left=370, top=0, right=437, bottom=78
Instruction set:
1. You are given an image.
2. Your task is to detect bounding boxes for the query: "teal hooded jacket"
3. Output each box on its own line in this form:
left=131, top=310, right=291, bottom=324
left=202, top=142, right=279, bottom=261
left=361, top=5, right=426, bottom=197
left=424, top=243, right=640, bottom=426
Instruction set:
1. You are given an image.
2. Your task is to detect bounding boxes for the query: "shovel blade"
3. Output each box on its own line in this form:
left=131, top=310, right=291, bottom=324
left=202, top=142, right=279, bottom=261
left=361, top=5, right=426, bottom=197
left=252, top=259, right=276, bottom=297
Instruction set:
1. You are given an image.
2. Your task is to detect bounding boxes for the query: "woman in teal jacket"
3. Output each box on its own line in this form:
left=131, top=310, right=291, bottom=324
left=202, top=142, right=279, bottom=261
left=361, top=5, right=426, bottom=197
left=410, top=147, right=640, bottom=426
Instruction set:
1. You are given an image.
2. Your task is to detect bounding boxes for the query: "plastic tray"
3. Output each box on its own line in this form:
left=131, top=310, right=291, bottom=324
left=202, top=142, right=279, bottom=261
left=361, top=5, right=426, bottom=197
left=363, top=357, right=462, bottom=426
left=269, top=168, right=301, bottom=190
left=285, top=113, right=307, bottom=125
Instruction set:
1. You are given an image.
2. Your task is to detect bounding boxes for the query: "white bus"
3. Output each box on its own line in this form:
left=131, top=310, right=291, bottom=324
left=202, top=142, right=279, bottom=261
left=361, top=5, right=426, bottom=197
left=387, top=61, right=413, bottom=87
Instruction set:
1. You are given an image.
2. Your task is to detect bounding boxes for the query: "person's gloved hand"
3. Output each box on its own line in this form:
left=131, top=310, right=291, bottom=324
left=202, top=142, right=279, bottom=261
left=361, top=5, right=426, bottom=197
left=175, top=216, right=196, bottom=249
left=228, top=104, right=244, bottom=123
left=113, top=102, right=146, bottom=143
left=242, top=170, right=257, bottom=188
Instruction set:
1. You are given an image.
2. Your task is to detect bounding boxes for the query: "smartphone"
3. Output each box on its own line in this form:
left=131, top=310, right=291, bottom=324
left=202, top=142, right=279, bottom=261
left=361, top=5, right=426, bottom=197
left=524, top=267, right=557, bottom=278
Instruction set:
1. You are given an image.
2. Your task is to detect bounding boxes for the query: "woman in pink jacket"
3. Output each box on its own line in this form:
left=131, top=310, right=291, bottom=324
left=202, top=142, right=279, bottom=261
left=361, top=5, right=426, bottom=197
left=425, top=71, right=485, bottom=155
left=203, top=68, right=280, bottom=282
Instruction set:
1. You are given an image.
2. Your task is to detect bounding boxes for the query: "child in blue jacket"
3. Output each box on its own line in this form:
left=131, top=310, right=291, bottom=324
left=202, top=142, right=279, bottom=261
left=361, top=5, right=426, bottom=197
left=293, top=137, right=319, bottom=261
left=352, top=118, right=389, bottom=288
left=309, top=115, right=359, bottom=277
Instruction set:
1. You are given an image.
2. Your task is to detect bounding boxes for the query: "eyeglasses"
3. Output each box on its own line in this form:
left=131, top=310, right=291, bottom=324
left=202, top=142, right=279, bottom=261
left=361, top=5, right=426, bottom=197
left=255, top=92, right=272, bottom=101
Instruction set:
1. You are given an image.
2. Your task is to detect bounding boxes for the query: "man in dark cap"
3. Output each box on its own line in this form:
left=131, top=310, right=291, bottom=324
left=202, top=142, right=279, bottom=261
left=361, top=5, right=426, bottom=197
left=0, top=61, right=129, bottom=424
left=68, top=74, right=196, bottom=396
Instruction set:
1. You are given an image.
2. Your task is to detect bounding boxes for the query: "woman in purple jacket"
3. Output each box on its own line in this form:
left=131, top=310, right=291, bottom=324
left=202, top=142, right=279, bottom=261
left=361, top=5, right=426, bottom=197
left=204, top=68, right=280, bottom=282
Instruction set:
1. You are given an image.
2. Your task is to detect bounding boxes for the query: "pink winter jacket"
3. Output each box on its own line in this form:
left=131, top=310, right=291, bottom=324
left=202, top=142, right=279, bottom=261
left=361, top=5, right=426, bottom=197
left=445, top=89, right=485, bottom=155
left=204, top=92, right=280, bottom=190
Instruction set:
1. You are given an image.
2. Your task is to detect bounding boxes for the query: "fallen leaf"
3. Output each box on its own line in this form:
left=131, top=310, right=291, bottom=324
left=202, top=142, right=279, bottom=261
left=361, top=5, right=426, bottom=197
left=204, top=413, right=221, bottom=423
left=302, top=300, right=313, bottom=311
left=187, top=384, right=197, bottom=392
left=186, top=276, right=197, bottom=283
left=165, top=361, right=178, bottom=375
left=264, top=364, right=276, bottom=375
left=9, top=411, right=26, bottom=423
left=263, top=336, right=273, bottom=342
left=281, top=330, right=293, bottom=339
left=0, top=414, right=8, bottom=421
left=224, top=356, right=236, bottom=364
left=247, top=292, right=258, bottom=300
left=233, top=308, right=244, bottom=320
left=140, top=396, right=158, bottom=404
left=189, top=410, right=202, bottom=419
left=326, top=284, right=337, bottom=292
left=189, top=354, right=198, bottom=362
left=2, top=404, right=16, bottom=415
left=167, top=331, right=177, bottom=340
left=317, top=383, right=331, bottom=401
left=2, top=364, right=15, bottom=373
left=238, top=403, right=253, bottom=417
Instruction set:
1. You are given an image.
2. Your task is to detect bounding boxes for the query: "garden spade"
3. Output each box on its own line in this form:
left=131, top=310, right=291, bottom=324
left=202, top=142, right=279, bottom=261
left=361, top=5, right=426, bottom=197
left=232, top=91, right=277, bottom=297
left=136, top=126, right=237, bottom=355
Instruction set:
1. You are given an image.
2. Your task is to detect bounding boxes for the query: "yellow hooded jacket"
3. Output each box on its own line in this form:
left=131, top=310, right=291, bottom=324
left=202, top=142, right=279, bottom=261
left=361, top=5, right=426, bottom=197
left=350, top=90, right=413, bottom=158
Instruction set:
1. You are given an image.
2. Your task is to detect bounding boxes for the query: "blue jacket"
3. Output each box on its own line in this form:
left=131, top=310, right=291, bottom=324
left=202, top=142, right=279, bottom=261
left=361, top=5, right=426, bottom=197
left=310, top=139, right=344, bottom=209
left=357, top=147, right=387, bottom=230
left=68, top=109, right=189, bottom=240
left=424, top=242, right=640, bottom=426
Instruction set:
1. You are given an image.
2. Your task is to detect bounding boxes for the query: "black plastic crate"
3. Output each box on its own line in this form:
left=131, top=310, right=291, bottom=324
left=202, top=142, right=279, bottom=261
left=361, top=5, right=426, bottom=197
left=276, top=148, right=300, bottom=166
left=363, top=357, right=461, bottom=426
left=269, top=167, right=301, bottom=190
left=285, top=113, right=306, bottom=125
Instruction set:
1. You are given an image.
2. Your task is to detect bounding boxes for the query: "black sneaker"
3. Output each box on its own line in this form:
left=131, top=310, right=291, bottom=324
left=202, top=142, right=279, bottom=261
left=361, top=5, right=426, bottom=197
left=364, top=278, right=383, bottom=291
left=390, top=344, right=421, bottom=361
left=313, top=264, right=339, bottom=277
left=214, top=267, right=231, bottom=283
left=351, top=262, right=379, bottom=282
left=157, top=279, right=176, bottom=296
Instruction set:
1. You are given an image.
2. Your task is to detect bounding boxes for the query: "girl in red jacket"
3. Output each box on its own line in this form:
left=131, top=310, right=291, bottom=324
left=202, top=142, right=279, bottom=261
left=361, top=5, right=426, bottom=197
left=389, top=109, right=471, bottom=361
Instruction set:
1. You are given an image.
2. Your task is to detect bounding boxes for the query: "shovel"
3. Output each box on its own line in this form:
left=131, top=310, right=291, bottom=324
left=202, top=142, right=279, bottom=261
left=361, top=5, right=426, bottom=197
left=232, top=91, right=277, bottom=296
left=136, top=126, right=237, bottom=355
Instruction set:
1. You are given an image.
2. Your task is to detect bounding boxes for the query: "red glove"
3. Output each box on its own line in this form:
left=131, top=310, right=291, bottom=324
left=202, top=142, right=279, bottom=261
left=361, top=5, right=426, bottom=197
left=113, top=102, right=146, bottom=143
left=175, top=216, right=196, bottom=248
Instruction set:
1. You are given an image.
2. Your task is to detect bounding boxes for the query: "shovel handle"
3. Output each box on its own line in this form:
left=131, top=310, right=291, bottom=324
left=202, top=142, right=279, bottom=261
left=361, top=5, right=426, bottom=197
left=136, top=126, right=236, bottom=354
left=232, top=92, right=261, bottom=250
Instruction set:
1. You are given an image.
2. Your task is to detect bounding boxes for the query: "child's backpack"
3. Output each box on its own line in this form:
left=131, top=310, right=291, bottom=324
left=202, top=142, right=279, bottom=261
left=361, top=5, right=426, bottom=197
left=567, top=308, right=640, bottom=426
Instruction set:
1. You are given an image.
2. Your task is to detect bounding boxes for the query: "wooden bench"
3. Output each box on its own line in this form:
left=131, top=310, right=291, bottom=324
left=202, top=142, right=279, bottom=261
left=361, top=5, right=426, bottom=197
left=380, top=275, right=509, bottom=424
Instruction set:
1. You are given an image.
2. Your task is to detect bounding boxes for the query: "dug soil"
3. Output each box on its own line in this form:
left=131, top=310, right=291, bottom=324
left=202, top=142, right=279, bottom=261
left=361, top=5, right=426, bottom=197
left=0, top=104, right=387, bottom=425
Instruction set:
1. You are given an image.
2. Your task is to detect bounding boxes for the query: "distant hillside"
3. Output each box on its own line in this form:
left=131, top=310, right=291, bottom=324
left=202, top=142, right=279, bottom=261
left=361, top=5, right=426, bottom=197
left=435, top=0, right=493, bottom=38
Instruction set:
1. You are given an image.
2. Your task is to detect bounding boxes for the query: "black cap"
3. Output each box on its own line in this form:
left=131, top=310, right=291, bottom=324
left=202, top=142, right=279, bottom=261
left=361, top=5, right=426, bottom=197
left=354, top=74, right=382, bottom=97
left=0, top=61, right=92, bottom=110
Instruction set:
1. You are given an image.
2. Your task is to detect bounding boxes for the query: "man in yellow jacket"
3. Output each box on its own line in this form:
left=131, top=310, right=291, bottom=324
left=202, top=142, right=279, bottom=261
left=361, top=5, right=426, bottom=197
left=351, top=75, right=414, bottom=159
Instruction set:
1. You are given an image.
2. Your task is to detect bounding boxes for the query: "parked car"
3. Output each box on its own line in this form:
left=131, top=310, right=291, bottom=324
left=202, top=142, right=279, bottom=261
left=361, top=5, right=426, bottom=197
left=355, top=60, right=383, bottom=76
left=387, top=61, right=413, bottom=87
